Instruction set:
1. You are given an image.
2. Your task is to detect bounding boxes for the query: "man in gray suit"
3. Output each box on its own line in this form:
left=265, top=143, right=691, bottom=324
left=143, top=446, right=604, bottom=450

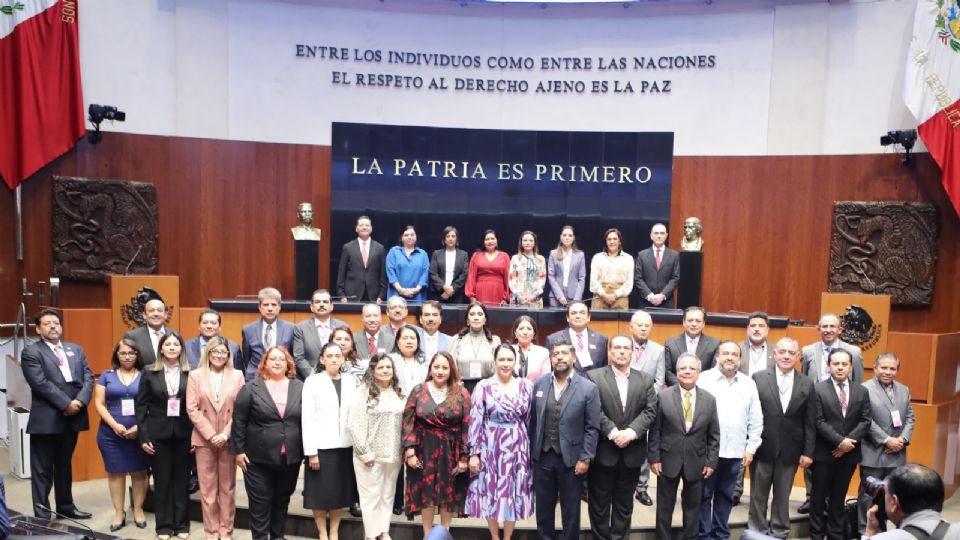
left=354, top=303, right=392, bottom=360
left=649, top=352, right=720, bottom=540
left=857, top=352, right=915, bottom=534
left=545, top=302, right=608, bottom=373
left=292, top=289, right=349, bottom=379
left=664, top=306, right=720, bottom=386
left=634, top=223, right=680, bottom=309
left=748, top=337, right=815, bottom=539
left=628, top=309, right=664, bottom=506
left=184, top=309, right=242, bottom=370
left=733, top=311, right=776, bottom=504
left=529, top=340, right=601, bottom=540
left=124, top=296, right=171, bottom=367
left=798, top=312, right=865, bottom=513
left=21, top=309, right=94, bottom=519
left=587, top=335, right=658, bottom=540
left=417, top=300, right=450, bottom=360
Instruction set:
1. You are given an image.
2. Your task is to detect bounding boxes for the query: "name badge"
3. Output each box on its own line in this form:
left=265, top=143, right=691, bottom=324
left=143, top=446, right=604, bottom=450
left=469, top=362, right=482, bottom=380
left=891, top=410, right=902, bottom=428
left=121, top=399, right=135, bottom=416
left=66, top=350, right=75, bottom=357
left=167, top=398, right=181, bottom=417
left=536, top=390, right=544, bottom=398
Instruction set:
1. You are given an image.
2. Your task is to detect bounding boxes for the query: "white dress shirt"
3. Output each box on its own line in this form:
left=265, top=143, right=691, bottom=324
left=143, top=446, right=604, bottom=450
left=696, top=368, right=763, bottom=458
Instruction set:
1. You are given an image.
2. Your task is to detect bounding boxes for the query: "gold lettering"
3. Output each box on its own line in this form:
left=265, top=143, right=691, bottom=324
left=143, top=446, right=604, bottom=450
left=408, top=160, right=423, bottom=176
left=578, top=166, right=597, bottom=183
left=393, top=159, right=406, bottom=176
left=368, top=158, right=382, bottom=175
left=471, top=163, right=487, bottom=179
left=602, top=166, right=615, bottom=183
left=426, top=161, right=441, bottom=176
left=443, top=161, right=456, bottom=178
left=534, top=164, right=547, bottom=180
left=550, top=165, right=564, bottom=181
left=636, top=167, right=652, bottom=184
left=618, top=167, right=632, bottom=183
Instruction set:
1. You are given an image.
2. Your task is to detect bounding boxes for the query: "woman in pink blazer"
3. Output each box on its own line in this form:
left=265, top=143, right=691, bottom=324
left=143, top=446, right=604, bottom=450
left=186, top=336, right=246, bottom=540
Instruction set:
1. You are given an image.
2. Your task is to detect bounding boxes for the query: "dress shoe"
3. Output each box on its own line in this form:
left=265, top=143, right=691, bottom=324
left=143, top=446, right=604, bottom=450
left=350, top=503, right=362, bottom=517
left=34, top=511, right=52, bottom=520
left=392, top=507, right=402, bottom=516
left=58, top=509, right=92, bottom=520
left=135, top=518, right=148, bottom=529
left=797, top=498, right=811, bottom=514
left=635, top=491, right=653, bottom=506
left=110, top=511, right=126, bottom=532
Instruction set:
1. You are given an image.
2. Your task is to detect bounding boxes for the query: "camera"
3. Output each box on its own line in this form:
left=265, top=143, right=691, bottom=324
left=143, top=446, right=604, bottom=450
left=88, top=104, right=126, bottom=123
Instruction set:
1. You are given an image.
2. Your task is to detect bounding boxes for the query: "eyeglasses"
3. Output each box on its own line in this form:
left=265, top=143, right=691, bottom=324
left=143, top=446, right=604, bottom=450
left=209, top=350, right=229, bottom=357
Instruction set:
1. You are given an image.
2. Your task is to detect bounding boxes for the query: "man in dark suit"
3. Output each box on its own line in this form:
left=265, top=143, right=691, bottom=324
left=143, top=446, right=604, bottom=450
left=241, top=287, right=295, bottom=381
left=21, top=308, right=94, bottom=519
left=123, top=295, right=171, bottom=367
left=354, top=303, right=393, bottom=361
left=417, top=300, right=451, bottom=359
left=292, top=289, right=349, bottom=380
left=663, top=306, right=720, bottom=386
left=184, top=309, right=242, bottom=369
left=336, top=215, right=387, bottom=303
left=587, top=335, right=659, bottom=540
left=649, top=352, right=720, bottom=540
left=733, top=311, right=776, bottom=504
left=545, top=302, right=608, bottom=373
left=857, top=352, right=915, bottom=534
left=634, top=223, right=680, bottom=309
left=747, top=337, right=815, bottom=539
left=809, top=349, right=872, bottom=540
left=529, top=340, right=601, bottom=540
left=798, top=312, right=865, bottom=513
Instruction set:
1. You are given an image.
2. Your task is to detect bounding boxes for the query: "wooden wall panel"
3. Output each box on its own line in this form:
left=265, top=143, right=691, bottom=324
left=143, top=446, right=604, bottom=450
left=1, top=135, right=957, bottom=340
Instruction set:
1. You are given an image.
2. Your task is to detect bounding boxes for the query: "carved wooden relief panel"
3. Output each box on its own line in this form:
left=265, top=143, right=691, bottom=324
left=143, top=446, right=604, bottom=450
left=52, top=176, right=159, bottom=280
left=828, top=201, right=939, bottom=306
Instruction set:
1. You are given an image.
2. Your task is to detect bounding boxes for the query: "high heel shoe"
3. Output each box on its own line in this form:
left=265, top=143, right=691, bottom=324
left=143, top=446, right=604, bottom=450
left=134, top=509, right=148, bottom=528
left=109, top=512, right=126, bottom=532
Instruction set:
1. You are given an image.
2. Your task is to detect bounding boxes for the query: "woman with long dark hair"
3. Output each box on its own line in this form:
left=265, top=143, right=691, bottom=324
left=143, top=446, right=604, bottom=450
left=448, top=302, right=501, bottom=394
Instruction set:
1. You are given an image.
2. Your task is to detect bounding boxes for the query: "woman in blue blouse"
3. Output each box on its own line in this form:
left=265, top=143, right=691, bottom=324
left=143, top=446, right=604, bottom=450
left=387, top=225, right=430, bottom=304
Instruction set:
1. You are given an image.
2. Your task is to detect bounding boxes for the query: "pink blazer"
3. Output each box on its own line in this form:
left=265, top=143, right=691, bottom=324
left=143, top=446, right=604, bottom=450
left=186, top=368, right=245, bottom=447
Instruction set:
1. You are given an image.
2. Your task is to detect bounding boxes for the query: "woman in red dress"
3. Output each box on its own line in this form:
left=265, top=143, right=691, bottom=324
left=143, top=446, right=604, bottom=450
left=465, top=229, right=510, bottom=306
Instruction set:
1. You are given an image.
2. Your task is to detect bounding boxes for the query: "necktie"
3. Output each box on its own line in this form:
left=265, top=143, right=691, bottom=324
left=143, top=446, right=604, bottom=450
left=264, top=324, right=274, bottom=348
left=682, top=390, right=693, bottom=430
left=368, top=335, right=377, bottom=356
left=779, top=374, right=790, bottom=413
left=361, top=241, right=369, bottom=268
left=838, top=382, right=847, bottom=415
left=54, top=345, right=67, bottom=366
left=576, top=333, right=584, bottom=352
left=822, top=346, right=833, bottom=381
left=655, top=249, right=662, bottom=270
left=635, top=343, right=645, bottom=369
left=884, top=383, right=896, bottom=404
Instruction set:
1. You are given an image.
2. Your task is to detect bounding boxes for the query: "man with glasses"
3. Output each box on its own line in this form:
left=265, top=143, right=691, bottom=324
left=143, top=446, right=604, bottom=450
left=747, top=337, right=815, bottom=539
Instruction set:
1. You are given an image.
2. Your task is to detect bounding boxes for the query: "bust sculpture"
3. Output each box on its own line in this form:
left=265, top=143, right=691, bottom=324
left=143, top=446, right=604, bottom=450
left=680, top=216, right=703, bottom=252
left=291, top=202, right=322, bottom=241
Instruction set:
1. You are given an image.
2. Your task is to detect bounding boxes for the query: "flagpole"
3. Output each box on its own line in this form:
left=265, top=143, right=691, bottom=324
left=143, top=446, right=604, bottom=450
left=14, top=184, right=23, bottom=261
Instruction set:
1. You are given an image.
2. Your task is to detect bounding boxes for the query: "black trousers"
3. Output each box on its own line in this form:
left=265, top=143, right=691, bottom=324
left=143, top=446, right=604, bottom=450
left=655, top=473, right=702, bottom=540
left=587, top=457, right=641, bottom=540
left=534, top=450, right=583, bottom=540
left=152, top=437, right=192, bottom=535
left=809, top=460, right=857, bottom=540
left=30, top=432, right=78, bottom=517
left=244, top=461, right=301, bottom=540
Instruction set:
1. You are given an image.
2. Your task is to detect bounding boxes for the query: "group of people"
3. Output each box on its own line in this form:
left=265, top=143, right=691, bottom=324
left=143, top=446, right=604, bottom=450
left=335, top=216, right=682, bottom=311
left=20, top=282, right=926, bottom=540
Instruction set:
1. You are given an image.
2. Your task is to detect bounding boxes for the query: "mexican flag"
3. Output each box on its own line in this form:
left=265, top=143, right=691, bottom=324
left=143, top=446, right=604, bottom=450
left=0, top=0, right=85, bottom=190
left=906, top=0, right=960, bottom=217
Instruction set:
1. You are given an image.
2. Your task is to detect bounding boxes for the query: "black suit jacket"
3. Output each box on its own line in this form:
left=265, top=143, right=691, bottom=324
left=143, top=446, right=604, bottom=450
left=21, top=340, right=93, bottom=434
left=752, top=367, right=816, bottom=465
left=545, top=327, right=609, bottom=373
left=812, top=379, right=872, bottom=464
left=587, top=366, right=659, bottom=468
left=663, top=333, right=720, bottom=386
left=634, top=246, right=680, bottom=307
left=336, top=239, right=387, bottom=301
left=135, top=369, right=193, bottom=442
left=648, top=385, right=720, bottom=481
left=123, top=326, right=172, bottom=367
left=428, top=248, right=469, bottom=303
left=231, top=377, right=304, bottom=466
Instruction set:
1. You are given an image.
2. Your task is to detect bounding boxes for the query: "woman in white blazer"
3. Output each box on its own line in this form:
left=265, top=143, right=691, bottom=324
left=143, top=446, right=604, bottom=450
left=302, top=342, right=360, bottom=540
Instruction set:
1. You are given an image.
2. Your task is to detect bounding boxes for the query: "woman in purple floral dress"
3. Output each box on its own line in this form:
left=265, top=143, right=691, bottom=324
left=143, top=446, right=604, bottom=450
left=466, top=343, right=534, bottom=540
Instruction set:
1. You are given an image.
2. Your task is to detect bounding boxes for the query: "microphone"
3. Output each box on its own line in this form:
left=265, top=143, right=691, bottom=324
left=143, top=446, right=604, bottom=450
left=35, top=505, right=96, bottom=540
left=124, top=245, right=143, bottom=275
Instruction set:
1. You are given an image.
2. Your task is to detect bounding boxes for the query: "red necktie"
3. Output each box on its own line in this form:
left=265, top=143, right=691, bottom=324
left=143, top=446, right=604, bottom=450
left=655, top=249, right=662, bottom=270
left=368, top=335, right=376, bottom=356
left=361, top=241, right=369, bottom=268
